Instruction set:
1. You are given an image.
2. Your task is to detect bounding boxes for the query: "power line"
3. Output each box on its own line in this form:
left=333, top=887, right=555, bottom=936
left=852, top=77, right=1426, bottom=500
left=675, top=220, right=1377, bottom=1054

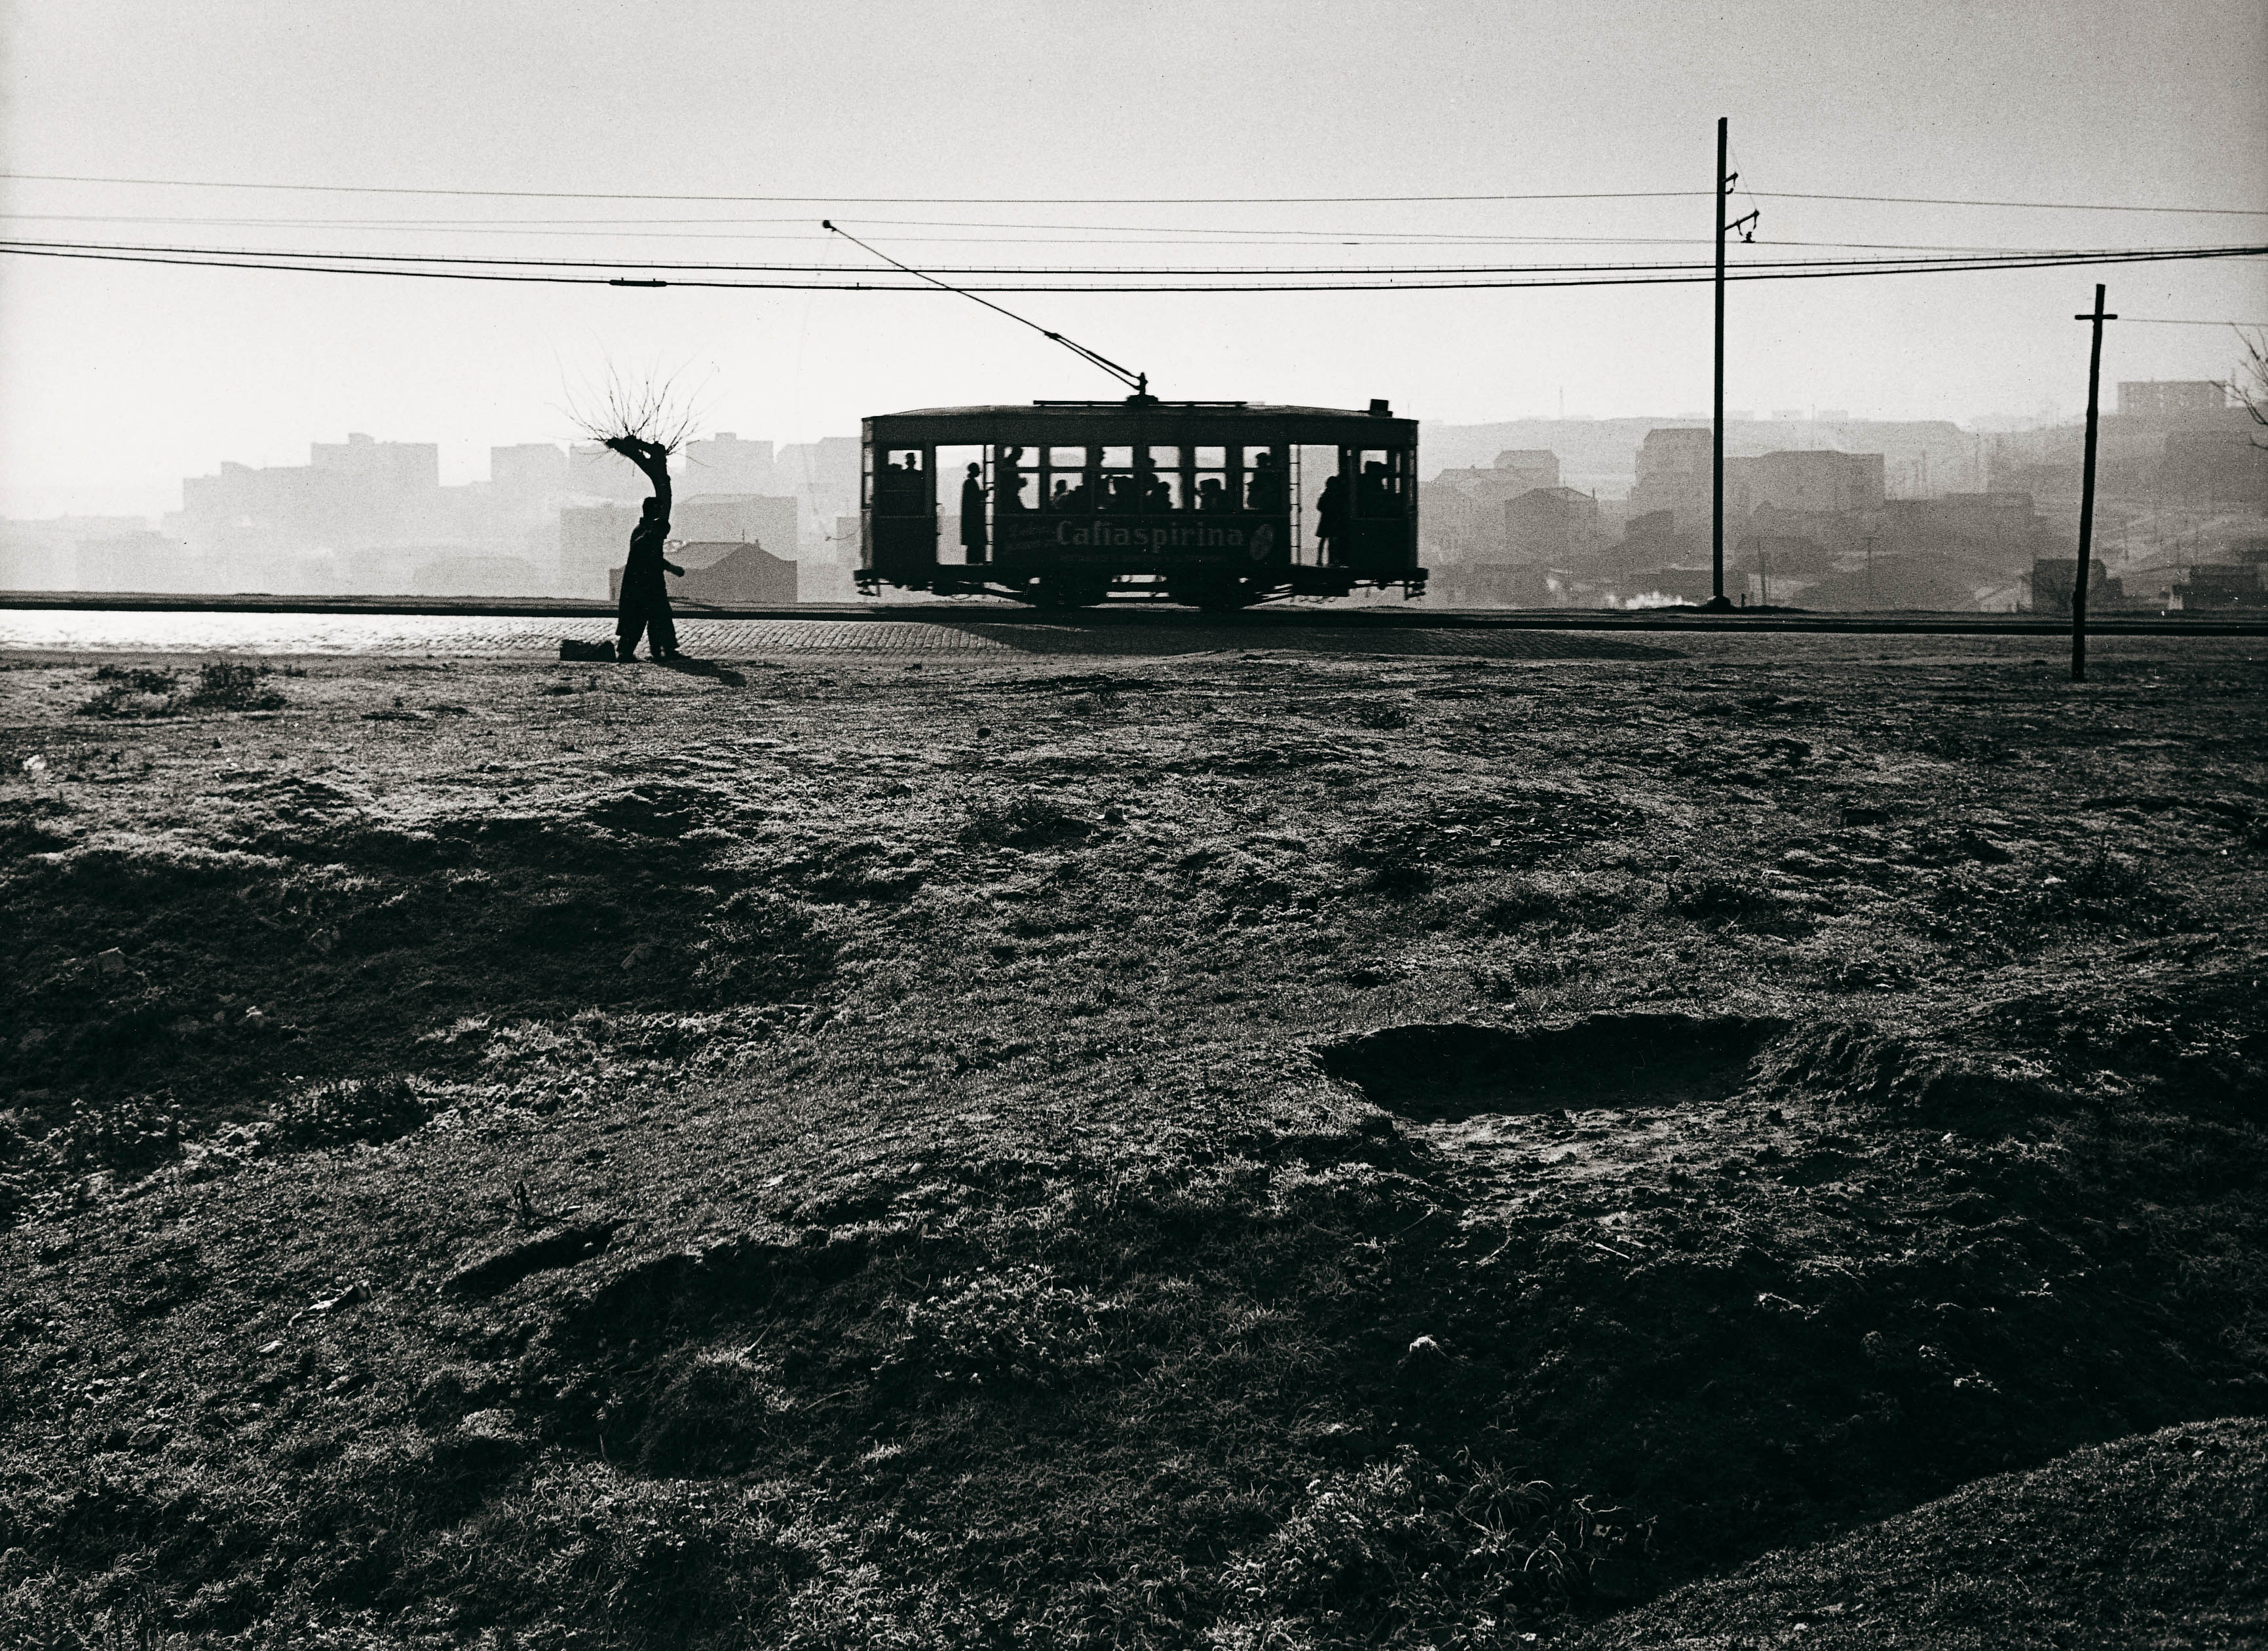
left=3, top=238, right=2257, bottom=292
left=1758, top=191, right=2268, bottom=215
left=0, top=171, right=1707, bottom=206
left=2118, top=316, right=2268, bottom=326
left=0, top=212, right=2152, bottom=257
left=7, top=169, right=2265, bottom=214
left=4, top=233, right=2259, bottom=279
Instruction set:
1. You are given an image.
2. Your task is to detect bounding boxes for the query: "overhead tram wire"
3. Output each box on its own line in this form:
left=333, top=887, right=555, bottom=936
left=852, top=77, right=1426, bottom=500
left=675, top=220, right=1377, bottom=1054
left=0, top=212, right=2176, bottom=257
left=7, top=170, right=2267, bottom=215
left=1, top=233, right=2261, bottom=280
left=3, top=237, right=2259, bottom=293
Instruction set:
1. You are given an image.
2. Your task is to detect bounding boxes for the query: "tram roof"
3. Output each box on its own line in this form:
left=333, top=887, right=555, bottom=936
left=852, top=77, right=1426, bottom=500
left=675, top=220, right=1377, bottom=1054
left=865, top=400, right=1418, bottom=444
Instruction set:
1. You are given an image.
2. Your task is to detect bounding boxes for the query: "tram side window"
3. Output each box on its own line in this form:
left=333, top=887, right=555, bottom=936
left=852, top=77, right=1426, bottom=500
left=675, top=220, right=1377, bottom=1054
left=875, top=449, right=929, bottom=516
left=1188, top=446, right=1230, bottom=513
left=1098, top=446, right=1139, bottom=514
left=1144, top=446, right=1185, bottom=512
left=1044, top=447, right=1090, bottom=512
left=1353, top=448, right=1408, bottom=518
left=992, top=446, right=1035, bottom=512
left=1244, top=446, right=1290, bottom=514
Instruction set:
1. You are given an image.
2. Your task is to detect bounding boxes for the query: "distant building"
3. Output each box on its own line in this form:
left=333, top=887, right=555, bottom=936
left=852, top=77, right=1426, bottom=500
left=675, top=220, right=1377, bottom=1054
left=1627, top=427, right=1715, bottom=532
left=671, top=495, right=801, bottom=553
left=679, top=432, right=776, bottom=497
left=490, top=444, right=568, bottom=507
left=2170, top=563, right=2268, bottom=610
left=567, top=442, right=655, bottom=504
left=2118, top=381, right=2229, bottom=417
left=1740, top=450, right=1885, bottom=514
left=2026, top=557, right=2131, bottom=615
left=1423, top=451, right=1566, bottom=563
left=561, top=503, right=640, bottom=597
left=1503, top=486, right=1598, bottom=563
left=609, top=540, right=796, bottom=607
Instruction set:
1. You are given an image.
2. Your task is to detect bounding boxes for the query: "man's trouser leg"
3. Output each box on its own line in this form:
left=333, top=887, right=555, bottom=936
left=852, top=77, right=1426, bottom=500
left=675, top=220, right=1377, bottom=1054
left=616, top=603, right=648, bottom=660
left=649, top=602, right=679, bottom=658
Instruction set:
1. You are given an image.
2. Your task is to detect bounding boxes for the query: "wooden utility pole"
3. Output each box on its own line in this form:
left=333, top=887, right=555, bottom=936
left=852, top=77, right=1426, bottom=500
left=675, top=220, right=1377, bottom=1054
left=1711, top=116, right=1729, bottom=609
left=2071, top=283, right=2116, bottom=682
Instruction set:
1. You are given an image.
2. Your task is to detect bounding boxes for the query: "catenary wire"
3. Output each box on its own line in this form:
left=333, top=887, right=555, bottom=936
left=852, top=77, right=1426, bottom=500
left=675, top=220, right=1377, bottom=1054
left=4, top=234, right=2259, bottom=278
left=1, top=240, right=2258, bottom=292
left=0, top=212, right=2140, bottom=257
left=5, top=170, right=2267, bottom=214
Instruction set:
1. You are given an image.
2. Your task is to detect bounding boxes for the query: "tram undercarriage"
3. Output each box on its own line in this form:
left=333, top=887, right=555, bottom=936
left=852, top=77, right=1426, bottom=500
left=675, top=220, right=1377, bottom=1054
left=854, top=562, right=1427, bottom=609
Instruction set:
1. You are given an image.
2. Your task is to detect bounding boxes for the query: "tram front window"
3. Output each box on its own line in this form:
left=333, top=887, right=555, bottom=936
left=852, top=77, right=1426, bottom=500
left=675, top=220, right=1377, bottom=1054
left=875, top=449, right=928, bottom=515
left=1354, top=449, right=1410, bottom=518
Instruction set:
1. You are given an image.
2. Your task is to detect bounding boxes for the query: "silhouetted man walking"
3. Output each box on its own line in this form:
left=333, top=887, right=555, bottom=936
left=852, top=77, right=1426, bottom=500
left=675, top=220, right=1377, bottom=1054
left=607, top=436, right=684, bottom=661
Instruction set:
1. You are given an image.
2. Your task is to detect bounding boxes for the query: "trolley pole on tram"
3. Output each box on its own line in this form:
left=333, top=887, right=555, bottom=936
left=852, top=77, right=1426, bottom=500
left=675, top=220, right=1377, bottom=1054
left=2070, top=282, right=2116, bottom=683
left=1710, top=117, right=1731, bottom=611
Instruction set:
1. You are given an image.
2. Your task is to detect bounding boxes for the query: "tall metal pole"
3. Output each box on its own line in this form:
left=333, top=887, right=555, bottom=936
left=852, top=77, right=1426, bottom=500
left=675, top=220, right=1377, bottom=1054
left=1712, top=116, right=1728, bottom=609
left=2071, top=283, right=2116, bottom=683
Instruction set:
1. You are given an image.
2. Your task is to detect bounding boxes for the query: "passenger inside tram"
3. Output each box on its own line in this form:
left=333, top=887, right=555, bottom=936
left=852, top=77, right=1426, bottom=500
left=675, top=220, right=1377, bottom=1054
left=877, top=451, right=926, bottom=512
left=1247, top=450, right=1289, bottom=514
left=995, top=447, right=1027, bottom=510
left=1314, top=472, right=1347, bottom=563
left=1359, top=459, right=1395, bottom=515
left=1195, top=477, right=1230, bottom=512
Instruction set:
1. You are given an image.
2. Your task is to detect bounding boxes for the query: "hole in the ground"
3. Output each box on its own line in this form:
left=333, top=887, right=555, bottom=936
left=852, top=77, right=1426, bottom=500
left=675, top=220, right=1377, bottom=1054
left=1319, top=1012, right=1786, bottom=1121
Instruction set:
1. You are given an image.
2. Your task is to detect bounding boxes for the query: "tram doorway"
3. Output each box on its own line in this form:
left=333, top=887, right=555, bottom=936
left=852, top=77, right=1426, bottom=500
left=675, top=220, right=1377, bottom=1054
left=936, top=445, right=986, bottom=566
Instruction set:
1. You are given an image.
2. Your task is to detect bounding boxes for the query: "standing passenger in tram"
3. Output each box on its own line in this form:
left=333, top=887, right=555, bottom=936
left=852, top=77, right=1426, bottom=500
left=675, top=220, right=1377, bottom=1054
left=960, top=463, right=988, bottom=564
left=1315, top=473, right=1348, bottom=564
left=1196, top=478, right=1230, bottom=512
left=996, top=447, right=1027, bottom=510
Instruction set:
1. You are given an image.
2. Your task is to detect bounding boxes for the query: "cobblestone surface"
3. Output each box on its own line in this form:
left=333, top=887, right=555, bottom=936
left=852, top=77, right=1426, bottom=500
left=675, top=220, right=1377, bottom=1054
left=0, top=609, right=1678, bottom=660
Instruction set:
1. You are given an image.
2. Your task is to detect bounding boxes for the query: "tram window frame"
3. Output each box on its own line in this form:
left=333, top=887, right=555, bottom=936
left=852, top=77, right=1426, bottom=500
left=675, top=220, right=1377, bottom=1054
left=871, top=447, right=932, bottom=516
left=1097, top=446, right=1140, bottom=514
left=1042, top=446, right=1091, bottom=513
left=1351, top=447, right=1410, bottom=520
left=1243, top=445, right=1291, bottom=514
left=992, top=445, right=1037, bottom=513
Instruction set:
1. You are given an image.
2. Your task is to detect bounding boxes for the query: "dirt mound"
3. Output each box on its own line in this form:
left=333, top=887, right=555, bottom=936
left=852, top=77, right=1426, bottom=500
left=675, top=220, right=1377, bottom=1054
left=1573, top=1417, right=2268, bottom=1649
left=1320, top=1012, right=1785, bottom=1120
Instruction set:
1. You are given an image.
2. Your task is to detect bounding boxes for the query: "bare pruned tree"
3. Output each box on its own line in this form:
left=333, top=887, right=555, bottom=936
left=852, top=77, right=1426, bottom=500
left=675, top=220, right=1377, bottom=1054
left=562, top=360, right=711, bottom=487
left=565, top=359, right=706, bottom=453
left=2229, top=328, right=2268, bottom=449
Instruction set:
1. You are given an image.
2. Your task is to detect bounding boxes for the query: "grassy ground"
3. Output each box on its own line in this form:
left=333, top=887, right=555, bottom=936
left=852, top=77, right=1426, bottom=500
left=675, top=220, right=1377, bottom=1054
left=0, top=636, right=2263, bottom=1647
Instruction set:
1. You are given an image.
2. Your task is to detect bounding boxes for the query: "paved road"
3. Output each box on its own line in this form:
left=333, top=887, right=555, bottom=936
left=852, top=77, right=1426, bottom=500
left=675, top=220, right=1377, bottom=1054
left=0, top=610, right=1680, bottom=661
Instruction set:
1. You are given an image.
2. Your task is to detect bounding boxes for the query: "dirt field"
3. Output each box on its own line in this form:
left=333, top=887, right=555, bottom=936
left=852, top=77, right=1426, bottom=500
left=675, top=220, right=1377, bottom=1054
left=1, top=630, right=2263, bottom=1647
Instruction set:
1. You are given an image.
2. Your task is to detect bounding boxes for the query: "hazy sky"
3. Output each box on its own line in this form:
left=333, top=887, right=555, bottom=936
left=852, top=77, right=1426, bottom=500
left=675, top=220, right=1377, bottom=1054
left=3, top=0, right=2263, bottom=514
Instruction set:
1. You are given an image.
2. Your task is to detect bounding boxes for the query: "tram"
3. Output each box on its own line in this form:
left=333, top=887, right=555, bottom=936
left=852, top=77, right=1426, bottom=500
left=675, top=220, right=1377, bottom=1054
left=855, top=396, right=1424, bottom=609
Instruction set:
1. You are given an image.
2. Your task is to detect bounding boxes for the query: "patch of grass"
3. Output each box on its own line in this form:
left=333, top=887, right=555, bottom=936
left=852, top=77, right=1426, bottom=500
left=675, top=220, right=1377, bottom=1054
left=1665, top=874, right=1813, bottom=937
left=77, top=665, right=179, bottom=719
left=1213, top=1449, right=1649, bottom=1647
left=963, top=791, right=1091, bottom=848
left=274, top=1074, right=430, bottom=1148
left=183, top=658, right=288, bottom=712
